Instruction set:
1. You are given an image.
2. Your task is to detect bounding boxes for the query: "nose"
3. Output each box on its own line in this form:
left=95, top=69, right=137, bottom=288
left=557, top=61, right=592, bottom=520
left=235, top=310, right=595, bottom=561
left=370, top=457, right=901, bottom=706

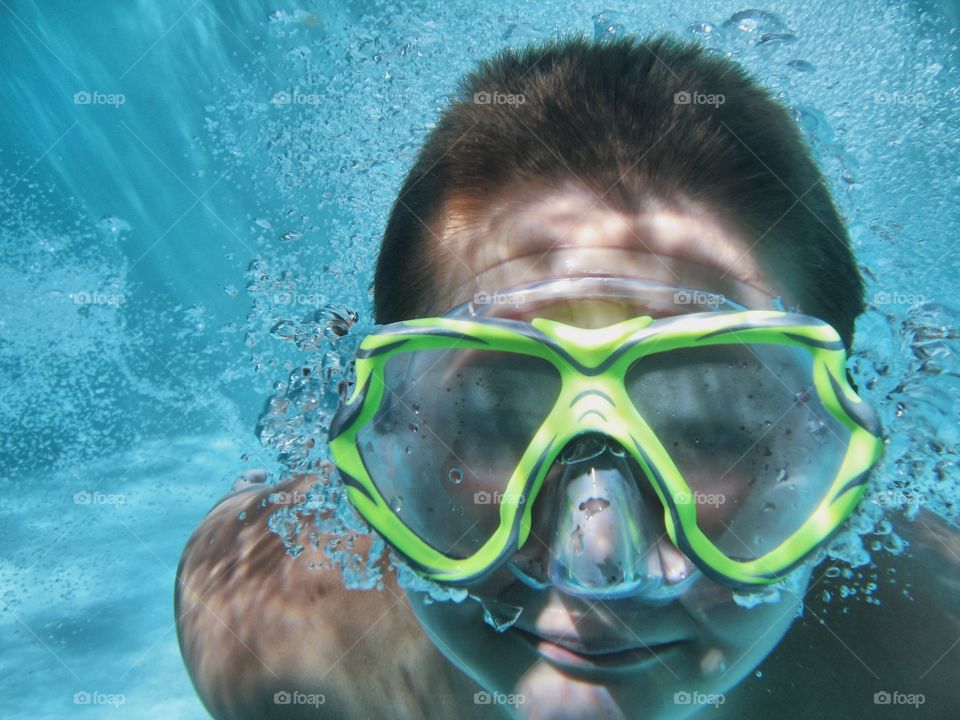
left=511, top=434, right=699, bottom=601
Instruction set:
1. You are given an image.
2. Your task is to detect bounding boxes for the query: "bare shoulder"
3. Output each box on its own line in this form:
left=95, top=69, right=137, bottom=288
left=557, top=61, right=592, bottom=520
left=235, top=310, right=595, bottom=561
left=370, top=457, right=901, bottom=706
left=885, top=507, right=960, bottom=630
left=890, top=507, right=960, bottom=586
left=176, top=469, right=485, bottom=719
left=724, top=508, right=960, bottom=717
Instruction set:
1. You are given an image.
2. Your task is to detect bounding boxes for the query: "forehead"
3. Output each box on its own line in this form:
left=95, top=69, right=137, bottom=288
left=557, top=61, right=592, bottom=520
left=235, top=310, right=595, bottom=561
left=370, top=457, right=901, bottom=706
left=451, top=279, right=745, bottom=328
left=425, top=186, right=786, bottom=320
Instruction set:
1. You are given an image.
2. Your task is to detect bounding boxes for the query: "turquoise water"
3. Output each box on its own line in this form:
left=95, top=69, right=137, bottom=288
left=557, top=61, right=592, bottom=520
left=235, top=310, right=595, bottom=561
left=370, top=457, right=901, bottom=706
left=1, top=1, right=958, bottom=718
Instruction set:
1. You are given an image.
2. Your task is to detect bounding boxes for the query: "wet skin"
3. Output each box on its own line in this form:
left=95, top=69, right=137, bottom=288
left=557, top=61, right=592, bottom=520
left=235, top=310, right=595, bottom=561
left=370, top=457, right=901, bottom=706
left=177, top=470, right=960, bottom=719
left=176, top=190, right=960, bottom=718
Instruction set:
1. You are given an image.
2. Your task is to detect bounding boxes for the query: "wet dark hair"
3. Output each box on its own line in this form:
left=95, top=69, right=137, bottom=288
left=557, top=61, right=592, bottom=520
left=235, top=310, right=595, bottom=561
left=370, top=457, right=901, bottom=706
left=374, top=35, right=864, bottom=348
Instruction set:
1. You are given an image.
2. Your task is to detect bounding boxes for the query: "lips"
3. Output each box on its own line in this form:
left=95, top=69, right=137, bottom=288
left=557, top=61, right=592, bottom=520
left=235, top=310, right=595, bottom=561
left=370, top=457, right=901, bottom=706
left=511, top=625, right=688, bottom=669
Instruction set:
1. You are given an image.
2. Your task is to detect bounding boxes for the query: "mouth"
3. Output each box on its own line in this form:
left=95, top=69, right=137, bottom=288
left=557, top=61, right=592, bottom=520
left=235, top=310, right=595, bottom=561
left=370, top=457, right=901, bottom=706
left=511, top=626, right=688, bottom=670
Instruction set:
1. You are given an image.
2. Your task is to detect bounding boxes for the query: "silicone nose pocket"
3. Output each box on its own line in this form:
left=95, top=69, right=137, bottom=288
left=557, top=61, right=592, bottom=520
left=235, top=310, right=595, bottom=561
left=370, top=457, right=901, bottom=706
left=547, top=439, right=669, bottom=598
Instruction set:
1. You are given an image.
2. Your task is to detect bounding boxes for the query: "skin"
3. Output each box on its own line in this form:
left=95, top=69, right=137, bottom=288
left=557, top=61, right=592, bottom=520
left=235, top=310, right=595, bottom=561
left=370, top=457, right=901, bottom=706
left=176, top=188, right=960, bottom=718
left=176, top=471, right=491, bottom=720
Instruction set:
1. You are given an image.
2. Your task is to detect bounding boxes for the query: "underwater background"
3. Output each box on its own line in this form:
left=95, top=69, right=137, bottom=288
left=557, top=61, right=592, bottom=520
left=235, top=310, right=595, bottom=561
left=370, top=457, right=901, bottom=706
left=1, top=1, right=958, bottom=717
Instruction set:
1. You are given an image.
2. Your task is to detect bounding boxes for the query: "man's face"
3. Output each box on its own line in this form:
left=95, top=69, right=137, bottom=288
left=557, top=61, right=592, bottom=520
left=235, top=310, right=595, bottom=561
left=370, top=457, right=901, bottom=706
left=400, top=188, right=813, bottom=719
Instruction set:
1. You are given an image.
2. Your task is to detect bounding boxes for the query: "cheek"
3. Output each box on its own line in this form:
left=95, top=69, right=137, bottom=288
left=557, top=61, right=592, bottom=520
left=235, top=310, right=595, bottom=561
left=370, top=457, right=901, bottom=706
left=405, top=588, right=544, bottom=696
left=680, top=571, right=810, bottom=662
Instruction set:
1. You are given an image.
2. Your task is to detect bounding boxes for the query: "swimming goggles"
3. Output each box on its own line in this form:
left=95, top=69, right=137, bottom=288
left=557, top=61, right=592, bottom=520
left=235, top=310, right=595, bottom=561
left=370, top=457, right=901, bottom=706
left=329, top=287, right=884, bottom=589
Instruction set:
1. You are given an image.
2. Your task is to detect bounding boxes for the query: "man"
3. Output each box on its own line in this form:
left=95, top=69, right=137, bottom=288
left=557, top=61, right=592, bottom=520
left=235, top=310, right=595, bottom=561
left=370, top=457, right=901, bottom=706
left=177, top=36, right=960, bottom=718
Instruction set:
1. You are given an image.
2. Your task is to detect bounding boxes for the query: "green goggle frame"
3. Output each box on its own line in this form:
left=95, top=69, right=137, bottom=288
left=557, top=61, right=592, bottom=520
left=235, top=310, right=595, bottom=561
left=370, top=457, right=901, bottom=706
left=329, top=310, right=884, bottom=588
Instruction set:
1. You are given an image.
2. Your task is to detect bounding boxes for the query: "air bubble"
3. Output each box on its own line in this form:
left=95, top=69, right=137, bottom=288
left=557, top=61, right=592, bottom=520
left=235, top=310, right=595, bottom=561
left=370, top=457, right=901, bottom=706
left=732, top=586, right=781, bottom=608
left=883, top=534, right=906, bottom=555
left=723, top=9, right=790, bottom=35
left=688, top=21, right=715, bottom=34
left=787, top=59, right=816, bottom=73
left=269, top=319, right=296, bottom=340
left=477, top=596, right=524, bottom=632
left=448, top=467, right=464, bottom=484
left=390, top=495, right=403, bottom=513
left=95, top=215, right=132, bottom=235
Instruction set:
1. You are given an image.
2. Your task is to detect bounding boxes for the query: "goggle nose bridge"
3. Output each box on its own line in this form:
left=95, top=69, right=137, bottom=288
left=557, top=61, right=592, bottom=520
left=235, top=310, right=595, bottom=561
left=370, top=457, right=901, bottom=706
left=559, top=379, right=635, bottom=435
left=547, top=378, right=652, bottom=474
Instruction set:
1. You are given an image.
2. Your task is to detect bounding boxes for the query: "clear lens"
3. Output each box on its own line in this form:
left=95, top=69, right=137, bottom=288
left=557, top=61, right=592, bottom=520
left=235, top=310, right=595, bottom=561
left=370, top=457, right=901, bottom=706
left=626, top=343, right=851, bottom=562
left=357, top=348, right=561, bottom=558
